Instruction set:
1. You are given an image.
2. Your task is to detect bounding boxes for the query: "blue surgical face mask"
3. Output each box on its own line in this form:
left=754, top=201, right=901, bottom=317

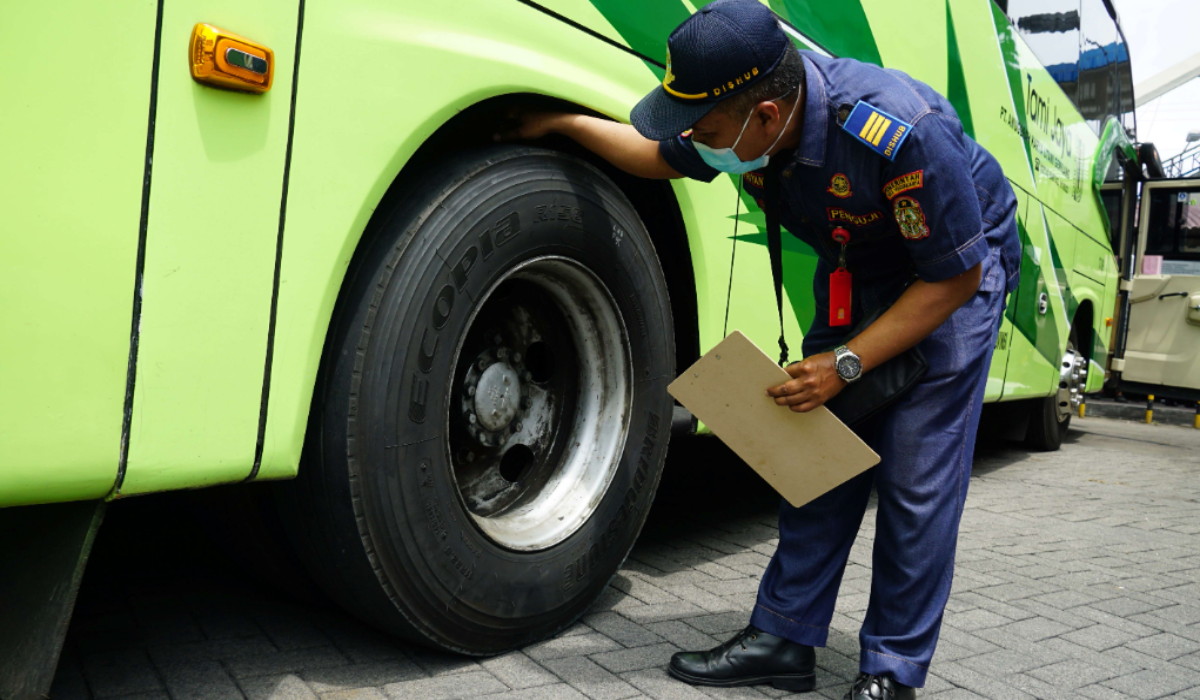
left=693, top=90, right=799, bottom=174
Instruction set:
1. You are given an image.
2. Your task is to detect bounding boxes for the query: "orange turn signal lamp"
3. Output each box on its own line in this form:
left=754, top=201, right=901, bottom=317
left=190, top=23, right=273, bottom=93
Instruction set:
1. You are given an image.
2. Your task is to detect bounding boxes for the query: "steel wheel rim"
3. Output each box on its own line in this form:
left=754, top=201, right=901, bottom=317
left=1056, top=342, right=1086, bottom=423
left=445, top=256, right=631, bottom=551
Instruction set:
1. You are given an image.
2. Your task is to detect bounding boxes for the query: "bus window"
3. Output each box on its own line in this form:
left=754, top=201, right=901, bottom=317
left=1100, top=186, right=1122, bottom=251
left=1006, top=0, right=1134, bottom=134
left=1145, top=188, right=1200, bottom=272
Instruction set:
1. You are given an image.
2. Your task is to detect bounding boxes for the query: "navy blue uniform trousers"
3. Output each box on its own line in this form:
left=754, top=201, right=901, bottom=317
left=748, top=253, right=1007, bottom=688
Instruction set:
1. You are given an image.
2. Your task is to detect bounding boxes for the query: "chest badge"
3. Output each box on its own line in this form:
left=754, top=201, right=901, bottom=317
left=893, top=196, right=930, bottom=240
left=827, top=173, right=852, bottom=198
left=842, top=100, right=913, bottom=161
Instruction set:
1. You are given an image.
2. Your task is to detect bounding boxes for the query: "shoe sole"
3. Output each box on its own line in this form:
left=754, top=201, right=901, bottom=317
left=667, top=665, right=816, bottom=692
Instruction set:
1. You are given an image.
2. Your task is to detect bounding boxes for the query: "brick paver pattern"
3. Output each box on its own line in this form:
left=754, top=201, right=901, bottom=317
left=51, top=418, right=1200, bottom=699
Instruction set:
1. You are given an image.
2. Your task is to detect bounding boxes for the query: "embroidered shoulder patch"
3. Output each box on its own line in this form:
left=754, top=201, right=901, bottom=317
left=893, top=196, right=930, bottom=240
left=842, top=101, right=913, bottom=161
left=882, top=170, right=924, bottom=199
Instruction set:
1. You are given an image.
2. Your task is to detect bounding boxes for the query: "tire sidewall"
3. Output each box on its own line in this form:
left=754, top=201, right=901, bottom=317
left=343, top=147, right=672, bottom=648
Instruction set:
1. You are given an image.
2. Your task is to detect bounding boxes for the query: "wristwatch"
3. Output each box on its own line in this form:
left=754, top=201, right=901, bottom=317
left=833, top=345, right=863, bottom=384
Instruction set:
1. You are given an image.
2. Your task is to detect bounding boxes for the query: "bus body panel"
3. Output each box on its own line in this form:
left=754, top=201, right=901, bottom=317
left=118, top=0, right=301, bottom=495
left=0, top=3, right=156, bottom=506
left=1, top=0, right=1124, bottom=504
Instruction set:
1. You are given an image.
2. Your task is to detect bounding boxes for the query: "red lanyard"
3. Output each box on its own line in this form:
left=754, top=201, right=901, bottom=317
left=829, top=227, right=852, bottom=327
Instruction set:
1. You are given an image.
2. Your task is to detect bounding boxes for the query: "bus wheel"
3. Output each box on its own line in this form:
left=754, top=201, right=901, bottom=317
left=278, top=145, right=674, bottom=654
left=1025, top=333, right=1086, bottom=451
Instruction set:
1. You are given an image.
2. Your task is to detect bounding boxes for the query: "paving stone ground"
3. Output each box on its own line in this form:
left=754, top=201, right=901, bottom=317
left=50, top=415, right=1200, bottom=699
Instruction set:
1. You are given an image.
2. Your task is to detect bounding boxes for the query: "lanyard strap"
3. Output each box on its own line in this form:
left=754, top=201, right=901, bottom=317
left=764, top=163, right=789, bottom=366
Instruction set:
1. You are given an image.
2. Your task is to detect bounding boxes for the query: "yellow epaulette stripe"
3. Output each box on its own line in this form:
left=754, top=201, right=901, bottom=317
left=868, top=115, right=891, bottom=145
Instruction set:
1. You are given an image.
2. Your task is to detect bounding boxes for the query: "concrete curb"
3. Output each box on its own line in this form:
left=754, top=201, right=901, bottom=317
left=1082, top=395, right=1199, bottom=428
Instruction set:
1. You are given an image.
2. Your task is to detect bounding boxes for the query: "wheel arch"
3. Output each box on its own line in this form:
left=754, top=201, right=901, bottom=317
left=256, top=92, right=701, bottom=483
left=1069, top=296, right=1109, bottom=394
left=1070, top=298, right=1095, bottom=362
left=344, top=94, right=699, bottom=384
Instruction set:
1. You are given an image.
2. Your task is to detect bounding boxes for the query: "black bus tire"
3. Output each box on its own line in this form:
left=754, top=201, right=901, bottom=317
left=278, top=145, right=674, bottom=654
left=1025, top=329, right=1085, bottom=452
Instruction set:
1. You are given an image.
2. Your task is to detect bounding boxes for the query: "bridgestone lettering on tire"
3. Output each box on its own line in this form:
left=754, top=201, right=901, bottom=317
left=280, top=146, right=674, bottom=654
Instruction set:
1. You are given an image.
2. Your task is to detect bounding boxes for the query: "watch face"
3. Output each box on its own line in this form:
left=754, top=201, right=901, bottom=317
left=837, top=353, right=862, bottom=380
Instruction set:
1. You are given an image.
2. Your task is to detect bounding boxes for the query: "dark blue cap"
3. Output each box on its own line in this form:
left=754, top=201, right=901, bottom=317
left=630, top=0, right=790, bottom=140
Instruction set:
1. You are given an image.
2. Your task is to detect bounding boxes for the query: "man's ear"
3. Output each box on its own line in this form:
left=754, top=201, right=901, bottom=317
left=756, top=100, right=781, bottom=126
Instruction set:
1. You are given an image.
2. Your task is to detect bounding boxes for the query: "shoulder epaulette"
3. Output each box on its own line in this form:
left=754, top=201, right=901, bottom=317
left=841, top=100, right=913, bottom=161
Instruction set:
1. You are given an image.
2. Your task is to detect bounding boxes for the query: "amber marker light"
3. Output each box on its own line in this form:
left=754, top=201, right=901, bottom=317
left=190, top=23, right=273, bottom=93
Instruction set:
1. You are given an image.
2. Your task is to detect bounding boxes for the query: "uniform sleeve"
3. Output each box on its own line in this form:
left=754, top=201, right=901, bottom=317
left=881, top=111, right=987, bottom=282
left=659, top=133, right=721, bottom=183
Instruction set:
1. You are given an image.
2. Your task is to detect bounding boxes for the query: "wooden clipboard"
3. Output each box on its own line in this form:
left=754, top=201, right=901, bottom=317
left=667, top=331, right=880, bottom=507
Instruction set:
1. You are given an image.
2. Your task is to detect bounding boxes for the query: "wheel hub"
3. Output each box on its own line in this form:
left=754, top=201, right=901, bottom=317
left=474, top=362, right=521, bottom=431
left=1057, top=345, right=1087, bottom=422
left=461, top=345, right=530, bottom=448
left=447, top=259, right=631, bottom=552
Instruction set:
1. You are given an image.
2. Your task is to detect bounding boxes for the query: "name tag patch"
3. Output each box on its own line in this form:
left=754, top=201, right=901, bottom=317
left=827, top=207, right=884, bottom=227
left=843, top=101, right=913, bottom=161
left=742, top=171, right=765, bottom=189
left=742, top=170, right=767, bottom=208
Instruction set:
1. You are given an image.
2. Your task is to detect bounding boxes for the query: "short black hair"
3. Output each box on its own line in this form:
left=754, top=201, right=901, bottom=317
left=716, top=47, right=804, bottom=116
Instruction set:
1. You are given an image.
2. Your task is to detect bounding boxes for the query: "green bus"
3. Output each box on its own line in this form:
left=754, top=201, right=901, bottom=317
left=0, top=1, right=1136, bottom=694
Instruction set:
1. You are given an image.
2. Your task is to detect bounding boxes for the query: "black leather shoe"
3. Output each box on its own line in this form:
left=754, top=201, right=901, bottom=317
left=845, top=672, right=916, bottom=700
left=667, top=625, right=815, bottom=691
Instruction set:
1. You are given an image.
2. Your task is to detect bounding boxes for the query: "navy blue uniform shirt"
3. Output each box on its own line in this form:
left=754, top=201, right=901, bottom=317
left=661, top=51, right=1021, bottom=315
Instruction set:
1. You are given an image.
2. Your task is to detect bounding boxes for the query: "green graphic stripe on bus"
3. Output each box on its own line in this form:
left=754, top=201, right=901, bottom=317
left=771, top=0, right=880, bottom=66
left=992, top=3, right=1034, bottom=171
left=1066, top=287, right=1080, bottom=328
left=727, top=185, right=819, bottom=335
left=1047, top=215, right=1069, bottom=297
left=733, top=228, right=820, bottom=334
left=1043, top=206, right=1071, bottom=360
left=1006, top=213, right=1062, bottom=368
left=586, top=0, right=691, bottom=79
left=944, top=1, right=974, bottom=139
